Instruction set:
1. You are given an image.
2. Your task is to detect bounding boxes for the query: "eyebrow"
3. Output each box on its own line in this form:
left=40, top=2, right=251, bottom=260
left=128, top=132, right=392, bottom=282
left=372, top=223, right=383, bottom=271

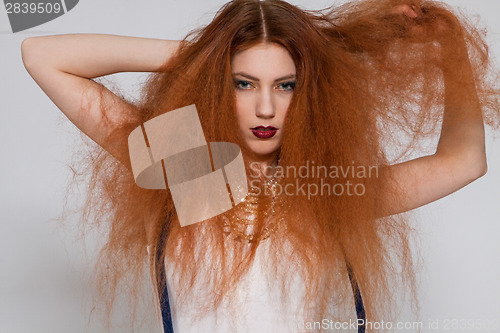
left=232, top=72, right=296, bottom=82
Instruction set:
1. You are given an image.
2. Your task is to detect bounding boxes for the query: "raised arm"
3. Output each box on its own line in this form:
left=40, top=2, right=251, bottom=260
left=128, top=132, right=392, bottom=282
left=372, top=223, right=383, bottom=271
left=378, top=7, right=487, bottom=217
left=21, top=34, right=182, bottom=163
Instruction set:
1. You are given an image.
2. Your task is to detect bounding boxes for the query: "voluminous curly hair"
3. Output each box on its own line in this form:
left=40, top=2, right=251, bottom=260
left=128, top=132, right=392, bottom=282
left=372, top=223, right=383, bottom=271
left=72, top=0, right=500, bottom=331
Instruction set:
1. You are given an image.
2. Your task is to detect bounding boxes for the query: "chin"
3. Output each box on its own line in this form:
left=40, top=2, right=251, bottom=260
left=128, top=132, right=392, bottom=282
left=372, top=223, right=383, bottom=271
left=245, top=141, right=280, bottom=159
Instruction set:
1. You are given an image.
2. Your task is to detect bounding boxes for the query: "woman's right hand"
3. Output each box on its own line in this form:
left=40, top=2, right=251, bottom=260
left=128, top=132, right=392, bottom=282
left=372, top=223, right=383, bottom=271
left=21, top=34, right=182, bottom=163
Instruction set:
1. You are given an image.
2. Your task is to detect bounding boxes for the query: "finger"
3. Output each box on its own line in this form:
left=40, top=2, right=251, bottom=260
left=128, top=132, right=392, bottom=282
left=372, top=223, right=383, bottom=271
left=391, top=4, right=418, bottom=18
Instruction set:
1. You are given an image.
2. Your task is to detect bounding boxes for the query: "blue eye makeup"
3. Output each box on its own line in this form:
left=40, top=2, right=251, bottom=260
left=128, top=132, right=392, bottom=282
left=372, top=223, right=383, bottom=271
left=278, top=81, right=295, bottom=91
left=232, top=78, right=296, bottom=91
left=234, top=79, right=253, bottom=90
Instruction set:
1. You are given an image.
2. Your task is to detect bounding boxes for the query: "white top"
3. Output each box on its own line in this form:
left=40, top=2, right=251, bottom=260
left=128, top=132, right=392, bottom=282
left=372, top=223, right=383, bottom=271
left=164, top=240, right=310, bottom=333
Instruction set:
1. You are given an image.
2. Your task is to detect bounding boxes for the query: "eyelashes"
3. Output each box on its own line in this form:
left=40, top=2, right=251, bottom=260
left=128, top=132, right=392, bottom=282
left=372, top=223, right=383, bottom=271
left=233, top=79, right=296, bottom=91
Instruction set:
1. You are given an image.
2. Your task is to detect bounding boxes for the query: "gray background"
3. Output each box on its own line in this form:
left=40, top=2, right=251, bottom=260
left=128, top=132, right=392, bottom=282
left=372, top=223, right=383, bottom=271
left=0, top=0, right=499, bottom=332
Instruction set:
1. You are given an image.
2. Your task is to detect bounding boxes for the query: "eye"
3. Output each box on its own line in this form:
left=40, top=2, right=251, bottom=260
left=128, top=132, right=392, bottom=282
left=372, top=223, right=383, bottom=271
left=234, top=79, right=254, bottom=90
left=277, top=81, right=296, bottom=91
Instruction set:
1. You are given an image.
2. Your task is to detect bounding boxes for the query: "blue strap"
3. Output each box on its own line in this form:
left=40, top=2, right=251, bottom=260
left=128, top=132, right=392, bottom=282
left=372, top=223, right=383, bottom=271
left=155, top=222, right=174, bottom=333
left=347, top=263, right=366, bottom=333
left=159, top=276, right=174, bottom=333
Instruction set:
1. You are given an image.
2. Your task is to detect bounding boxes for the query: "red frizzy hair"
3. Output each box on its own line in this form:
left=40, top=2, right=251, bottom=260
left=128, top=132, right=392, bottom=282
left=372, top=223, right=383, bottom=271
left=73, top=0, right=500, bottom=330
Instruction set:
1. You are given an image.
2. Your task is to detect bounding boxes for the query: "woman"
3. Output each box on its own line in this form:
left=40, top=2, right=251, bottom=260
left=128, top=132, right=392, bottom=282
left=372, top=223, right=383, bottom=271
left=21, top=0, right=499, bottom=332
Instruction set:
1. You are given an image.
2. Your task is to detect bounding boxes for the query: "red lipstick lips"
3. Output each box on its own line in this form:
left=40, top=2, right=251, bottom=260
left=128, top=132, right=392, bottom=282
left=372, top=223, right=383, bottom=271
left=250, top=126, right=278, bottom=139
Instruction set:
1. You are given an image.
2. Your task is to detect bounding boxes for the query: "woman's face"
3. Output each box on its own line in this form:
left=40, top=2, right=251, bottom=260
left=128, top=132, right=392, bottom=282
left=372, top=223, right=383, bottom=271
left=231, top=43, right=296, bottom=162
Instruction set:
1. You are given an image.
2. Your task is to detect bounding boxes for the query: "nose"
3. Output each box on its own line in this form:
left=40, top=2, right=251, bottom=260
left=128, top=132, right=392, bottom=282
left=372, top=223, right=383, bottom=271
left=255, top=89, right=275, bottom=119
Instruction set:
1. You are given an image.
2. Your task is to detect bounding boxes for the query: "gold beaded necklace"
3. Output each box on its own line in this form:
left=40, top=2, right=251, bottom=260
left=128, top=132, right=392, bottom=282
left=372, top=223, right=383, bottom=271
left=223, top=177, right=283, bottom=243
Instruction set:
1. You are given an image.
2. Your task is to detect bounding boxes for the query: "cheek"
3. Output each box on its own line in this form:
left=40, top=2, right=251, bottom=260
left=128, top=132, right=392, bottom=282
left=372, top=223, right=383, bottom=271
left=235, top=95, right=252, bottom=129
left=277, top=99, right=291, bottom=125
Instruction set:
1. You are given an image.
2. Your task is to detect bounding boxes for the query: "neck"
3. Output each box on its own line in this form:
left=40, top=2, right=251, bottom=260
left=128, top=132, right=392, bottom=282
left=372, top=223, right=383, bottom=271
left=246, top=152, right=280, bottom=182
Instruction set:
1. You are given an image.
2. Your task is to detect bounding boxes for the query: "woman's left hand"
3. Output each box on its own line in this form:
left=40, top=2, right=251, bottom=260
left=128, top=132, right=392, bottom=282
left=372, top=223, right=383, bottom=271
left=389, top=3, right=464, bottom=47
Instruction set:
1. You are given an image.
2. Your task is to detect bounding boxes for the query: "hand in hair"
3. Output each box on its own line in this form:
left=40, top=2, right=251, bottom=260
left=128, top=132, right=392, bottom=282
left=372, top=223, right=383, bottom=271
left=390, top=2, right=464, bottom=46
left=376, top=3, right=487, bottom=216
